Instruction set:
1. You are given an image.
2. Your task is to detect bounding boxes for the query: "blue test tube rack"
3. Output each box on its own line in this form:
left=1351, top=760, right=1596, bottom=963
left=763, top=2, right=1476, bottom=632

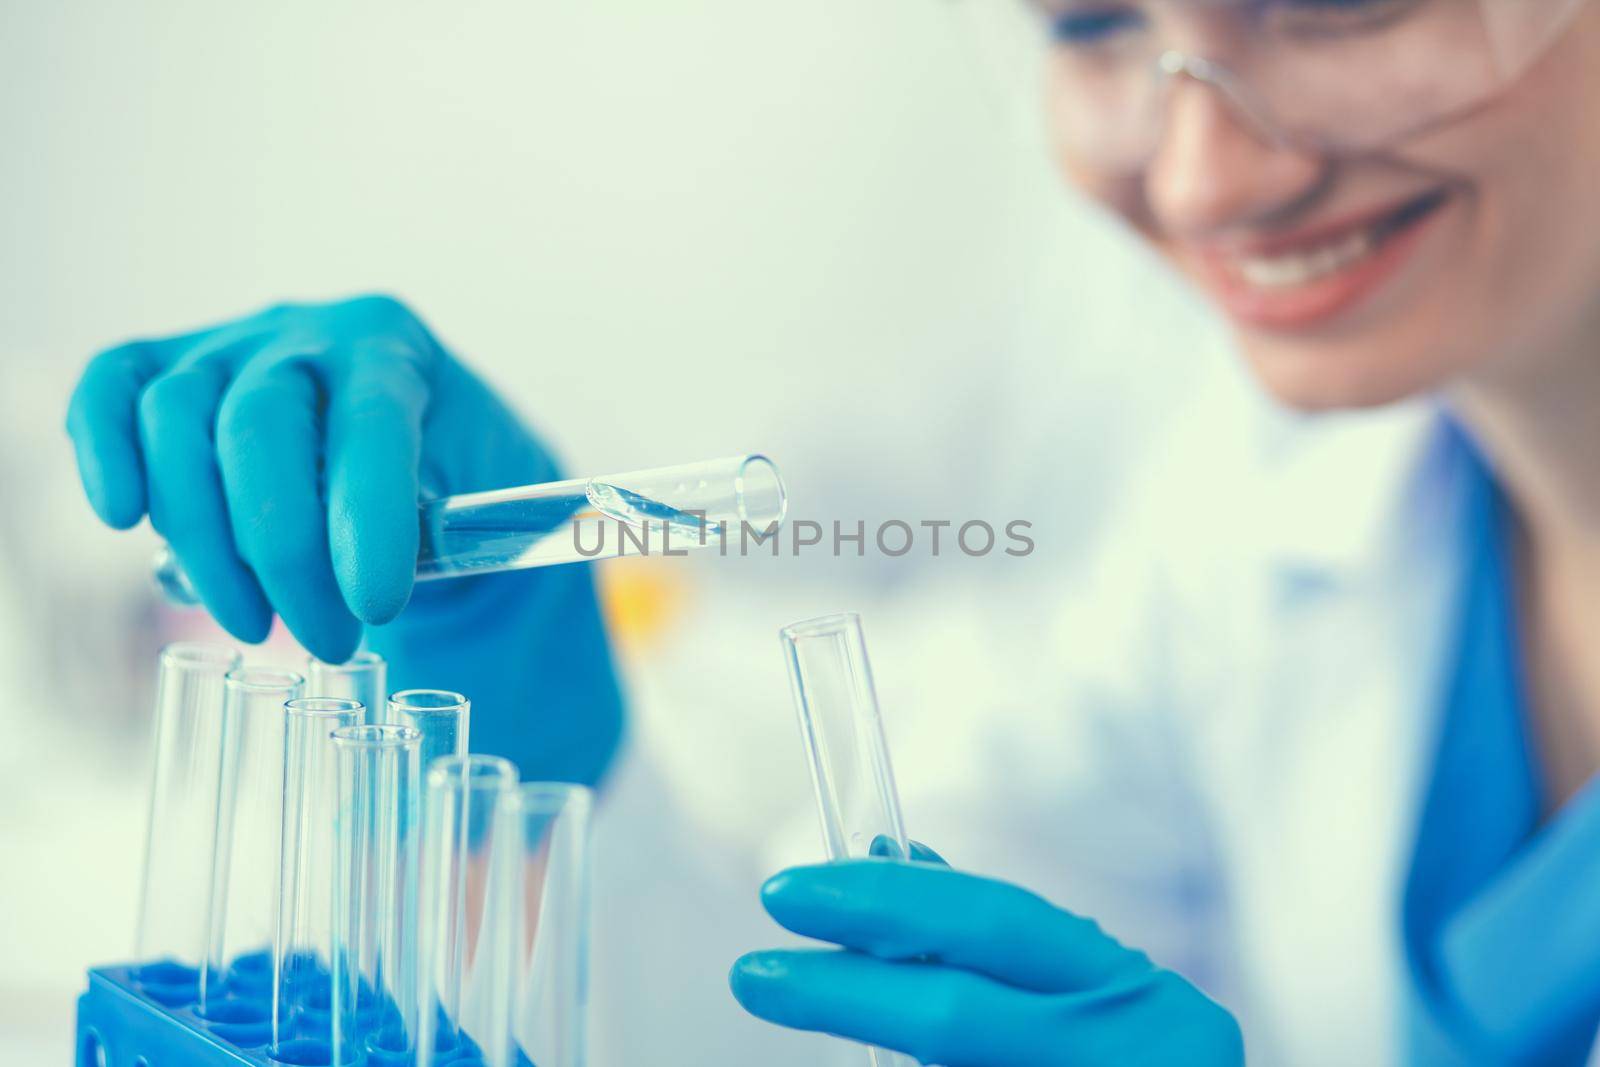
left=76, top=964, right=266, bottom=1067
left=75, top=963, right=524, bottom=1067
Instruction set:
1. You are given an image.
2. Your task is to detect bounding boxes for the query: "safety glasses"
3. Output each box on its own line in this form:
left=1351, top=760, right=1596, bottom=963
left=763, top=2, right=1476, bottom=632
left=989, top=0, right=1590, bottom=171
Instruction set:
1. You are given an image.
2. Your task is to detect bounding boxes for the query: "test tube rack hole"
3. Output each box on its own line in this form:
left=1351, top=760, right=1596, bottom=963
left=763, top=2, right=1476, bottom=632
left=77, top=965, right=269, bottom=1066
left=76, top=965, right=517, bottom=1066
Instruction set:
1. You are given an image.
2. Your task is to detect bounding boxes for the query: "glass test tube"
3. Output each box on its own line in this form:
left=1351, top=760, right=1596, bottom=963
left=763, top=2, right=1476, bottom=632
left=133, top=642, right=241, bottom=1004
left=153, top=455, right=788, bottom=603
left=492, top=783, right=595, bottom=1067
left=779, top=613, right=917, bottom=1067
left=418, top=756, right=520, bottom=1067
left=388, top=689, right=470, bottom=773
left=203, top=667, right=305, bottom=1020
left=332, top=724, right=422, bottom=1064
left=275, top=697, right=364, bottom=1060
left=308, top=653, right=387, bottom=724
left=415, top=453, right=787, bottom=579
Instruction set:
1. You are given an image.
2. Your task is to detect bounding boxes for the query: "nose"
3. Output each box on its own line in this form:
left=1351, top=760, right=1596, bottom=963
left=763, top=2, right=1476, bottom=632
left=1144, top=77, right=1327, bottom=238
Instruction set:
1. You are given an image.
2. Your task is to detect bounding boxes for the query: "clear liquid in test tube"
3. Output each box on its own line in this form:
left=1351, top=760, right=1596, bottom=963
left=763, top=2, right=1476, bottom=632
left=153, top=455, right=787, bottom=604
left=780, top=613, right=917, bottom=1067
left=416, top=453, right=786, bottom=580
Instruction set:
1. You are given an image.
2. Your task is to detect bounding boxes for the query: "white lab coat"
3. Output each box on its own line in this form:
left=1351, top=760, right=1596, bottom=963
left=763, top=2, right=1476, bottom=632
left=592, top=361, right=1499, bottom=1065
left=770, top=362, right=1471, bottom=1066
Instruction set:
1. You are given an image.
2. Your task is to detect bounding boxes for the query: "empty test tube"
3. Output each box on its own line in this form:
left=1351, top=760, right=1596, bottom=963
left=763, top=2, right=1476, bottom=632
left=153, top=455, right=788, bottom=603
left=133, top=642, right=241, bottom=1004
left=275, top=697, right=364, bottom=1060
left=492, top=782, right=595, bottom=1067
left=332, top=724, right=422, bottom=1064
left=418, top=756, right=519, bottom=1066
left=203, top=667, right=305, bottom=1018
left=307, top=653, right=387, bottom=724
left=780, top=613, right=916, bottom=1067
left=388, top=689, right=470, bottom=773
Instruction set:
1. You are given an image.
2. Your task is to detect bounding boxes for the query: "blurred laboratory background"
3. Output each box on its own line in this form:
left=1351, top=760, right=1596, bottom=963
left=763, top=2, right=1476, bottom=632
left=0, top=0, right=1229, bottom=1061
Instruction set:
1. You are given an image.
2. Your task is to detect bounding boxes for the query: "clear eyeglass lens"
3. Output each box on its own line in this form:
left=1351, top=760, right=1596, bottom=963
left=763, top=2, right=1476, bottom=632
left=1002, top=0, right=1585, bottom=168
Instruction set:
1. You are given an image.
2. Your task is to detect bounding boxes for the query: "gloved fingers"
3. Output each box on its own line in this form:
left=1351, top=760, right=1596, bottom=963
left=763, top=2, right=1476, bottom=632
left=732, top=949, right=1244, bottom=1067
left=760, top=860, right=1150, bottom=994
left=322, top=338, right=431, bottom=625
left=215, top=351, right=362, bottom=663
left=137, top=360, right=273, bottom=642
left=868, top=835, right=948, bottom=865
left=67, top=323, right=241, bottom=527
left=728, top=948, right=1065, bottom=1067
left=66, top=341, right=166, bottom=528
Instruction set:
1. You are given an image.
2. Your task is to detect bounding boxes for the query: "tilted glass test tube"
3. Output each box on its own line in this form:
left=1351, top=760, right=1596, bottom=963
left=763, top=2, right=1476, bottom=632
left=275, top=697, right=365, bottom=1061
left=388, top=690, right=470, bottom=772
left=133, top=642, right=241, bottom=1005
left=418, top=756, right=519, bottom=1067
left=332, top=723, right=422, bottom=1065
left=308, top=653, right=387, bottom=724
left=203, top=666, right=305, bottom=1023
left=493, top=782, right=595, bottom=1067
left=780, top=613, right=917, bottom=1067
left=152, top=455, right=788, bottom=603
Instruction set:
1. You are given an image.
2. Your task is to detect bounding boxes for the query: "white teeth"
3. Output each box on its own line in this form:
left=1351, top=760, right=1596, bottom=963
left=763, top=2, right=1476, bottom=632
left=1234, top=228, right=1374, bottom=289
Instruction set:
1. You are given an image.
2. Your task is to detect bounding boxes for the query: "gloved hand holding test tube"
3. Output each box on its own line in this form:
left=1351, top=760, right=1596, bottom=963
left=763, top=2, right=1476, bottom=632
left=735, top=614, right=1244, bottom=1066
left=152, top=455, right=787, bottom=606
left=768, top=613, right=920, bottom=1067
left=68, top=296, right=663, bottom=781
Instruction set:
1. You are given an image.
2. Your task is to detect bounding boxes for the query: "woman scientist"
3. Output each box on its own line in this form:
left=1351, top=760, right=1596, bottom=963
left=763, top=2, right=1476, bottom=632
left=724, top=2, right=1600, bottom=1064
left=61, top=0, right=1600, bottom=1063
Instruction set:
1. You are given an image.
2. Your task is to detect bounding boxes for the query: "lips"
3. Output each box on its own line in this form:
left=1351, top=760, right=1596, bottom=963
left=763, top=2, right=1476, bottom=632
left=1185, top=189, right=1451, bottom=330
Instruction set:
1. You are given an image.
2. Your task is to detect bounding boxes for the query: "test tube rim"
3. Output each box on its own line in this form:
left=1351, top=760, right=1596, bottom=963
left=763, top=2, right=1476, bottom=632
left=778, top=611, right=864, bottom=645
left=160, top=642, right=242, bottom=673
left=223, top=666, right=306, bottom=694
left=735, top=453, right=788, bottom=528
left=306, top=651, right=384, bottom=676
left=389, top=689, right=470, bottom=714
left=330, top=723, right=422, bottom=749
left=285, top=697, right=367, bottom=719
left=424, top=754, right=517, bottom=791
left=506, top=780, right=595, bottom=818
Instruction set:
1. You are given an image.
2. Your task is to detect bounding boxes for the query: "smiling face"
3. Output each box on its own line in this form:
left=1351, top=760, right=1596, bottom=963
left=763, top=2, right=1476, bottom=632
left=1048, top=2, right=1600, bottom=411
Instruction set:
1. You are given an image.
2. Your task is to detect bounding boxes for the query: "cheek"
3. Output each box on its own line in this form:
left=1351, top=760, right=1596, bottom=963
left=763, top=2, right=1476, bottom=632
left=1052, top=140, right=1122, bottom=212
left=1047, top=84, right=1153, bottom=227
left=1051, top=149, right=1160, bottom=251
left=1467, top=33, right=1600, bottom=371
left=1360, top=17, right=1600, bottom=400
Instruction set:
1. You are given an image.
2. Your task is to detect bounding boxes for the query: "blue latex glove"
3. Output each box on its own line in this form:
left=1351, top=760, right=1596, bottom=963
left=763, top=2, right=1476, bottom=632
left=730, top=851, right=1244, bottom=1067
left=66, top=295, right=624, bottom=783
